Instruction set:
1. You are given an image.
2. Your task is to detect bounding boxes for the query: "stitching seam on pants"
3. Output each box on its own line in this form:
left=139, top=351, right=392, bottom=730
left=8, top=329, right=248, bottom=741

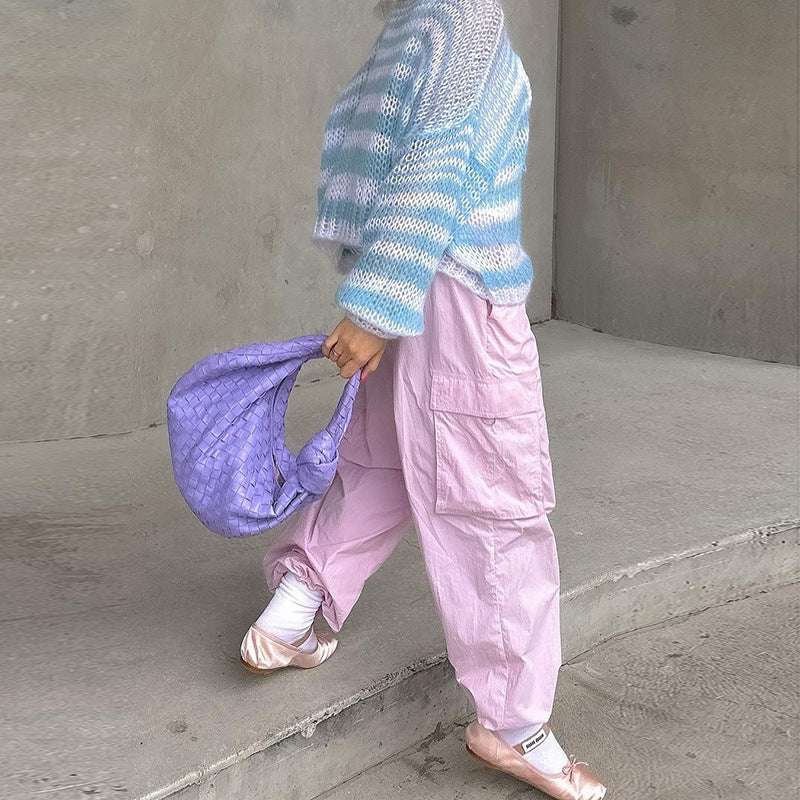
left=484, top=297, right=491, bottom=356
left=487, top=516, right=510, bottom=727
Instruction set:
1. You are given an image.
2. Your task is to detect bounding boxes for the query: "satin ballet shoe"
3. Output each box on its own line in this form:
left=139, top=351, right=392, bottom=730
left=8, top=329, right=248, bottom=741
left=239, top=623, right=338, bottom=674
left=465, top=720, right=607, bottom=800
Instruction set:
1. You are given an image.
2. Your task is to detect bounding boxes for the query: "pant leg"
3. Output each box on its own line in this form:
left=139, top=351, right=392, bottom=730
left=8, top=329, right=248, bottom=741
left=262, top=341, right=414, bottom=631
left=392, top=269, right=562, bottom=731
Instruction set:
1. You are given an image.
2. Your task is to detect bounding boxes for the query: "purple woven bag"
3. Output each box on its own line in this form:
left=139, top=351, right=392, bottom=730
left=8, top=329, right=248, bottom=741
left=166, top=334, right=361, bottom=537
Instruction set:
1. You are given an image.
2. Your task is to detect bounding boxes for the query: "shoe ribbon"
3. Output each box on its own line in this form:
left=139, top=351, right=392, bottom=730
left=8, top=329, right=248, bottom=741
left=562, top=754, right=589, bottom=780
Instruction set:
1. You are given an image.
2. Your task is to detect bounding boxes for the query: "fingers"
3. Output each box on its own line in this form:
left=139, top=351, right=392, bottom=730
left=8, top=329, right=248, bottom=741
left=339, top=348, right=383, bottom=382
left=322, top=327, right=341, bottom=359
left=328, top=344, right=345, bottom=365
left=338, top=358, right=361, bottom=380
left=326, top=339, right=353, bottom=376
left=325, top=316, right=387, bottom=380
left=324, top=322, right=349, bottom=368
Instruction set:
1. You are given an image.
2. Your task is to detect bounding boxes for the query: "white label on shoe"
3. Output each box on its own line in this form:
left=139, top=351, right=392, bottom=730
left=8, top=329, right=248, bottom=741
left=520, top=726, right=548, bottom=753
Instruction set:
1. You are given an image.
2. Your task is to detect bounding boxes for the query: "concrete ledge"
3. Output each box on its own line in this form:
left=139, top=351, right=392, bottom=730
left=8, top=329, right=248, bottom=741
left=149, top=520, right=800, bottom=800
left=562, top=519, right=800, bottom=658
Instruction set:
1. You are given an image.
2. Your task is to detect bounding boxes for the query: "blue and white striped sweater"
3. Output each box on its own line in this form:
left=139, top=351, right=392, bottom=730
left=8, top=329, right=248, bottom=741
left=312, top=0, right=533, bottom=338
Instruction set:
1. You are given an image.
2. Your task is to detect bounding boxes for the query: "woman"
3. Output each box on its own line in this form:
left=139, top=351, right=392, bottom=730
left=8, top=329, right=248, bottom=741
left=240, top=0, right=607, bottom=797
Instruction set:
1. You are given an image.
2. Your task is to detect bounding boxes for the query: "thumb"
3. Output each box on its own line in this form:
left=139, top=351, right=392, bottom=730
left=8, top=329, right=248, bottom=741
left=360, top=351, right=383, bottom=382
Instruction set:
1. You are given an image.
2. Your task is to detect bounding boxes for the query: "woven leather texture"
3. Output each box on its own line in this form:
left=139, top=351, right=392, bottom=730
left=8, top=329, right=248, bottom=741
left=166, top=334, right=361, bottom=537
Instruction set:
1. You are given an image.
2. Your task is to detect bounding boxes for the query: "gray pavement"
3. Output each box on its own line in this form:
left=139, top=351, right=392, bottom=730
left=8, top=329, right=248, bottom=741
left=320, top=583, right=800, bottom=800
left=1, top=321, right=798, bottom=799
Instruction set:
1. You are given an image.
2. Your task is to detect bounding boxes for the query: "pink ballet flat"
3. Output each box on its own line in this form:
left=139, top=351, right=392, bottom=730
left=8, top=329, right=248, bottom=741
left=465, top=720, right=607, bottom=800
left=239, top=623, right=338, bottom=674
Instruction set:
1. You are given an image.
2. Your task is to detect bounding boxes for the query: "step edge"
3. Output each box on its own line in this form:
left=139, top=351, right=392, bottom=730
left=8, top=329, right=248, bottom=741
left=140, top=517, right=800, bottom=800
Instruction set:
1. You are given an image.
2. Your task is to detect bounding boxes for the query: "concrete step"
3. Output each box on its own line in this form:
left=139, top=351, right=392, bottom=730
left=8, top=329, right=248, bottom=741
left=2, top=321, right=798, bottom=800
left=319, top=583, right=800, bottom=800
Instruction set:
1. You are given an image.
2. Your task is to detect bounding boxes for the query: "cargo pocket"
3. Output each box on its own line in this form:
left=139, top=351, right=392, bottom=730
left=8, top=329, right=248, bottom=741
left=429, top=368, right=545, bottom=520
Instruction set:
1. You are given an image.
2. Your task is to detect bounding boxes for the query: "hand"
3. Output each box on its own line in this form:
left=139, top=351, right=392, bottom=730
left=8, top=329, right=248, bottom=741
left=323, top=317, right=387, bottom=381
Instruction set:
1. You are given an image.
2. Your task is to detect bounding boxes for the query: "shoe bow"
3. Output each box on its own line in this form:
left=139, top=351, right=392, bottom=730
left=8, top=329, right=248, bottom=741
left=562, top=754, right=590, bottom=780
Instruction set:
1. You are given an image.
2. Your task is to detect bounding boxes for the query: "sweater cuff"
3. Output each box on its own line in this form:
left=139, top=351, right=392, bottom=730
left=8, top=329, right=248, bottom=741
left=336, top=277, right=423, bottom=338
left=342, top=309, right=401, bottom=340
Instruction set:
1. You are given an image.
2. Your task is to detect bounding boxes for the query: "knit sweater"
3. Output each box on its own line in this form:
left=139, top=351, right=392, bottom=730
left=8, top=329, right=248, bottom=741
left=312, top=0, right=534, bottom=339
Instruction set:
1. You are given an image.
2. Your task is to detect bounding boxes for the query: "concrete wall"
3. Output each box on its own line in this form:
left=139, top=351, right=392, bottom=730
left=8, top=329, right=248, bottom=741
left=0, top=0, right=559, bottom=443
left=555, top=0, right=799, bottom=364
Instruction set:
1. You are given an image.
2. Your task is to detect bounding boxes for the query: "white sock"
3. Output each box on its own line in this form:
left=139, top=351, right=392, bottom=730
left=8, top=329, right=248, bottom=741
left=497, top=722, right=570, bottom=774
left=255, top=572, right=323, bottom=653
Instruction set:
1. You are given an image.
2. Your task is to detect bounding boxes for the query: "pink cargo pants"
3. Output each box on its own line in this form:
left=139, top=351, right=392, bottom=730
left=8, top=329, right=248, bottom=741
left=263, top=269, right=562, bottom=731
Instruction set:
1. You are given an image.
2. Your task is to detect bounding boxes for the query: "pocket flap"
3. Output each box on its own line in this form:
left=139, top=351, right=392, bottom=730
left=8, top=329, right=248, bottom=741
left=430, top=369, right=541, bottom=418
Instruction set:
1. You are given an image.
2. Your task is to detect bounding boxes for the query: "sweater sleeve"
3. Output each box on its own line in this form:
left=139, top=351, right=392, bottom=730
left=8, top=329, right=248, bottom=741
left=334, top=118, right=490, bottom=338
left=335, top=0, right=506, bottom=338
